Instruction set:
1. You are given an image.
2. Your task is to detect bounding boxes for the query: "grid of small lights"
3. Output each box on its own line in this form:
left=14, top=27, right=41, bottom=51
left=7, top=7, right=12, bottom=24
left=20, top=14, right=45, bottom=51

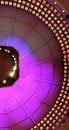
left=0, top=0, right=69, bottom=129
left=0, top=47, right=17, bottom=81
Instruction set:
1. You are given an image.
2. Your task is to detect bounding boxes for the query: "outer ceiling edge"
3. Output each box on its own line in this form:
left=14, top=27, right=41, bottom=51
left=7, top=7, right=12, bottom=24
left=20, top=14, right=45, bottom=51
left=0, top=0, right=68, bottom=130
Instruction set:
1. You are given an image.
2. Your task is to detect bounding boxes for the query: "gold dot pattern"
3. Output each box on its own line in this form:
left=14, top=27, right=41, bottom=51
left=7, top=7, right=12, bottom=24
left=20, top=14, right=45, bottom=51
left=0, top=0, right=69, bottom=129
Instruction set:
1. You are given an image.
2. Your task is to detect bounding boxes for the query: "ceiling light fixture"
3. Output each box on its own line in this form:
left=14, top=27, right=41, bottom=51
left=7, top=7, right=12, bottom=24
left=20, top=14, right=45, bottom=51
left=3, top=80, right=6, bottom=84
left=0, top=46, right=19, bottom=86
left=54, top=1, right=57, bottom=5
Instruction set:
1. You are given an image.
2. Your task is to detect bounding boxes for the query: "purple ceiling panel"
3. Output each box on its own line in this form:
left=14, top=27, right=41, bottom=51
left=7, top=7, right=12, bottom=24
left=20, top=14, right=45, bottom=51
left=0, top=35, right=63, bottom=129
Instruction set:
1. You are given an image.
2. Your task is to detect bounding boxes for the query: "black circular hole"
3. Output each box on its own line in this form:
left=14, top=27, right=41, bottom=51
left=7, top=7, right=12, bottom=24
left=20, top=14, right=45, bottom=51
left=66, top=14, right=69, bottom=19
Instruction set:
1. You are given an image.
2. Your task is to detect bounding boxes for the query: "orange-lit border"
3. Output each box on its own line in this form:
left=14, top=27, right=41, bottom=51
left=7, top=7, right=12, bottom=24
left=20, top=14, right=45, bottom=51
left=0, top=0, right=69, bottom=129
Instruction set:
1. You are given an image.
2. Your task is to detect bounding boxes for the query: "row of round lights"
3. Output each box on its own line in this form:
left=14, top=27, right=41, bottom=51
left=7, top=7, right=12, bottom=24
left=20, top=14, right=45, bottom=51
left=0, top=47, right=17, bottom=84
left=0, top=0, right=67, bottom=14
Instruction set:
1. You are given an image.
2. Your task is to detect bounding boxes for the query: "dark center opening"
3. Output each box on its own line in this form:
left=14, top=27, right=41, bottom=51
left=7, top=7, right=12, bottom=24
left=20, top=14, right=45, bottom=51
left=0, top=46, right=19, bottom=87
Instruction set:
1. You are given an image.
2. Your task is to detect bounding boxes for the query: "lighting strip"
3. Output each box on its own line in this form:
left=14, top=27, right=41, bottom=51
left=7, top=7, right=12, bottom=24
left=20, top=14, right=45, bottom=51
left=0, top=0, right=69, bottom=129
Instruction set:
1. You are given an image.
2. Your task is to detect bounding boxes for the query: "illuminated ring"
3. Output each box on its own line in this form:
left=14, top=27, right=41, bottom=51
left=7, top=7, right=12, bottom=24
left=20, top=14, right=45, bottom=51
left=0, top=47, right=17, bottom=78
left=0, top=0, right=69, bottom=129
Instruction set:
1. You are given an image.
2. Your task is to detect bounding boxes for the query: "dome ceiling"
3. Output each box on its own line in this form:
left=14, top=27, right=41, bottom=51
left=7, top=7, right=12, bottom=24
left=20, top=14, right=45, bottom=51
left=0, top=0, right=69, bottom=130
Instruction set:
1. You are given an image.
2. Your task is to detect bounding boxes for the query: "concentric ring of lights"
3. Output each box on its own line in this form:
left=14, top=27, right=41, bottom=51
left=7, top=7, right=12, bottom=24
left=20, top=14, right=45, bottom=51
left=0, top=0, right=69, bottom=129
left=0, top=47, right=17, bottom=80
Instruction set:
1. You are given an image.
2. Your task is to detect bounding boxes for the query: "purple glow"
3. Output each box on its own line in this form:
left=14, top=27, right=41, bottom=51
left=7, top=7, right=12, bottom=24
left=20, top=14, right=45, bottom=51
left=0, top=36, right=63, bottom=129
